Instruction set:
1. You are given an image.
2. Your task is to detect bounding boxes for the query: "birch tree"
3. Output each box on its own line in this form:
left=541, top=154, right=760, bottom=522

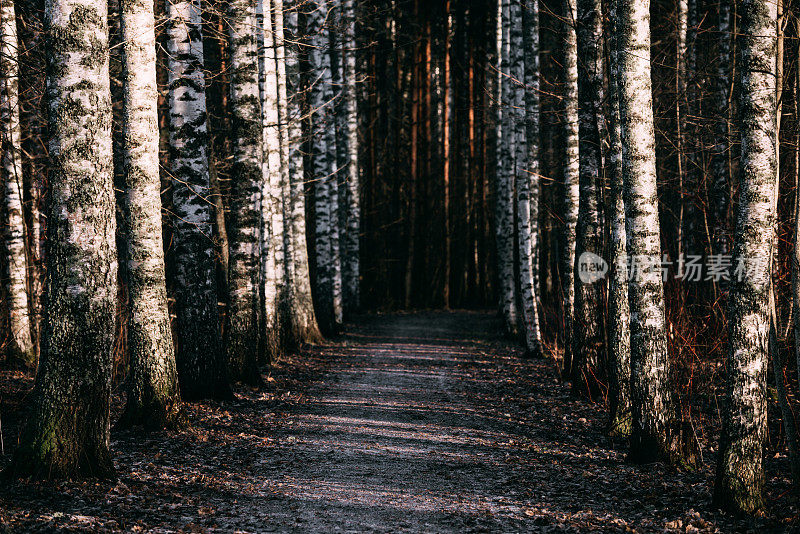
left=308, top=0, right=343, bottom=335
left=166, top=0, right=231, bottom=400
left=560, top=0, right=579, bottom=376
left=117, top=0, right=181, bottom=428
left=513, top=0, right=542, bottom=357
left=495, top=0, right=517, bottom=336
left=571, top=0, right=605, bottom=396
left=0, top=0, right=34, bottom=367
left=270, top=0, right=295, bottom=345
left=261, top=0, right=287, bottom=358
left=284, top=0, right=323, bottom=344
left=340, top=0, right=360, bottom=314
left=9, top=0, right=117, bottom=478
left=675, top=0, right=687, bottom=259
left=227, top=0, right=265, bottom=383
left=605, top=0, right=631, bottom=437
left=714, top=0, right=777, bottom=514
left=617, top=0, right=694, bottom=466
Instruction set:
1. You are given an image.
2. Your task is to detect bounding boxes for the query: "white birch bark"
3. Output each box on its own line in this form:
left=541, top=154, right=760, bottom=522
left=0, top=0, right=34, bottom=366
left=560, top=0, right=580, bottom=376
left=166, top=0, right=231, bottom=400
left=571, top=0, right=605, bottom=396
left=259, top=0, right=286, bottom=358
left=495, top=0, right=518, bottom=336
left=284, top=0, right=323, bottom=343
left=271, top=0, right=294, bottom=344
left=513, top=0, right=541, bottom=356
left=714, top=0, right=777, bottom=515
left=227, top=0, right=266, bottom=383
left=117, top=0, right=181, bottom=428
left=617, top=0, right=692, bottom=466
left=308, top=0, right=343, bottom=335
left=10, top=0, right=117, bottom=478
left=340, top=0, right=360, bottom=314
left=605, top=0, right=631, bottom=437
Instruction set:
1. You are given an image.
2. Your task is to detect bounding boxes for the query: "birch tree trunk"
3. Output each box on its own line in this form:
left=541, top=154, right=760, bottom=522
left=793, top=15, right=800, bottom=442
left=0, top=0, right=34, bottom=367
left=571, top=0, right=605, bottom=396
left=560, top=0, right=580, bottom=377
left=271, top=0, right=295, bottom=346
left=495, top=0, right=517, bottom=337
left=340, top=0, right=360, bottom=314
left=675, top=0, right=687, bottom=260
left=9, top=0, right=117, bottom=478
left=309, top=0, right=343, bottom=335
left=714, top=0, right=777, bottom=514
left=617, top=0, right=694, bottom=467
left=605, top=0, right=631, bottom=437
left=513, top=0, right=542, bottom=357
left=227, top=0, right=265, bottom=384
left=166, top=0, right=231, bottom=401
left=117, top=0, right=181, bottom=428
left=259, top=0, right=286, bottom=360
left=284, top=0, right=323, bottom=344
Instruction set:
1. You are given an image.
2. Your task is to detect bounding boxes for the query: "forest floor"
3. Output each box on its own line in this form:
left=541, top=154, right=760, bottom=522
left=0, top=311, right=797, bottom=532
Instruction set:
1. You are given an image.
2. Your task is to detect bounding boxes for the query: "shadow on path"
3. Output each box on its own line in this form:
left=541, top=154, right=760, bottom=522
left=0, top=311, right=790, bottom=532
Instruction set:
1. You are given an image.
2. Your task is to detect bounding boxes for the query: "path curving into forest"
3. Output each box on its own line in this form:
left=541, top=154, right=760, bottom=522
left=0, top=312, right=787, bottom=532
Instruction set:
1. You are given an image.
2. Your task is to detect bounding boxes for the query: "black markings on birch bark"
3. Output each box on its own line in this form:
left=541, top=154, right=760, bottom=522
left=117, top=0, right=181, bottom=428
left=494, top=0, right=518, bottom=337
left=340, top=0, right=360, bottom=315
left=571, top=0, right=605, bottom=397
left=604, top=0, right=631, bottom=438
left=308, top=0, right=343, bottom=336
left=227, top=0, right=266, bottom=384
left=559, top=0, right=579, bottom=377
left=714, top=0, right=776, bottom=515
left=616, top=0, right=696, bottom=468
left=284, top=0, right=323, bottom=345
left=9, top=0, right=117, bottom=478
left=166, top=0, right=231, bottom=401
left=513, top=0, right=542, bottom=357
left=0, top=0, right=34, bottom=366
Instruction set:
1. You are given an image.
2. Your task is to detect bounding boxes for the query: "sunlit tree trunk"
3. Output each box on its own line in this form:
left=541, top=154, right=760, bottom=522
left=227, top=0, right=265, bottom=383
left=260, top=0, right=287, bottom=359
left=0, top=0, right=34, bottom=367
left=714, top=0, right=777, bottom=515
left=617, top=0, right=693, bottom=467
left=9, top=0, right=116, bottom=478
left=560, top=0, right=579, bottom=376
left=271, top=0, right=295, bottom=348
left=571, top=0, right=605, bottom=396
left=284, top=0, right=323, bottom=344
left=117, top=0, right=181, bottom=428
left=604, top=0, right=631, bottom=437
left=166, top=0, right=231, bottom=400
left=495, top=0, right=517, bottom=336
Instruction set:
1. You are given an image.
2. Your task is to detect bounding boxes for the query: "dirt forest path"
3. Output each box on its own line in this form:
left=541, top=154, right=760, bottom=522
left=0, top=311, right=787, bottom=532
